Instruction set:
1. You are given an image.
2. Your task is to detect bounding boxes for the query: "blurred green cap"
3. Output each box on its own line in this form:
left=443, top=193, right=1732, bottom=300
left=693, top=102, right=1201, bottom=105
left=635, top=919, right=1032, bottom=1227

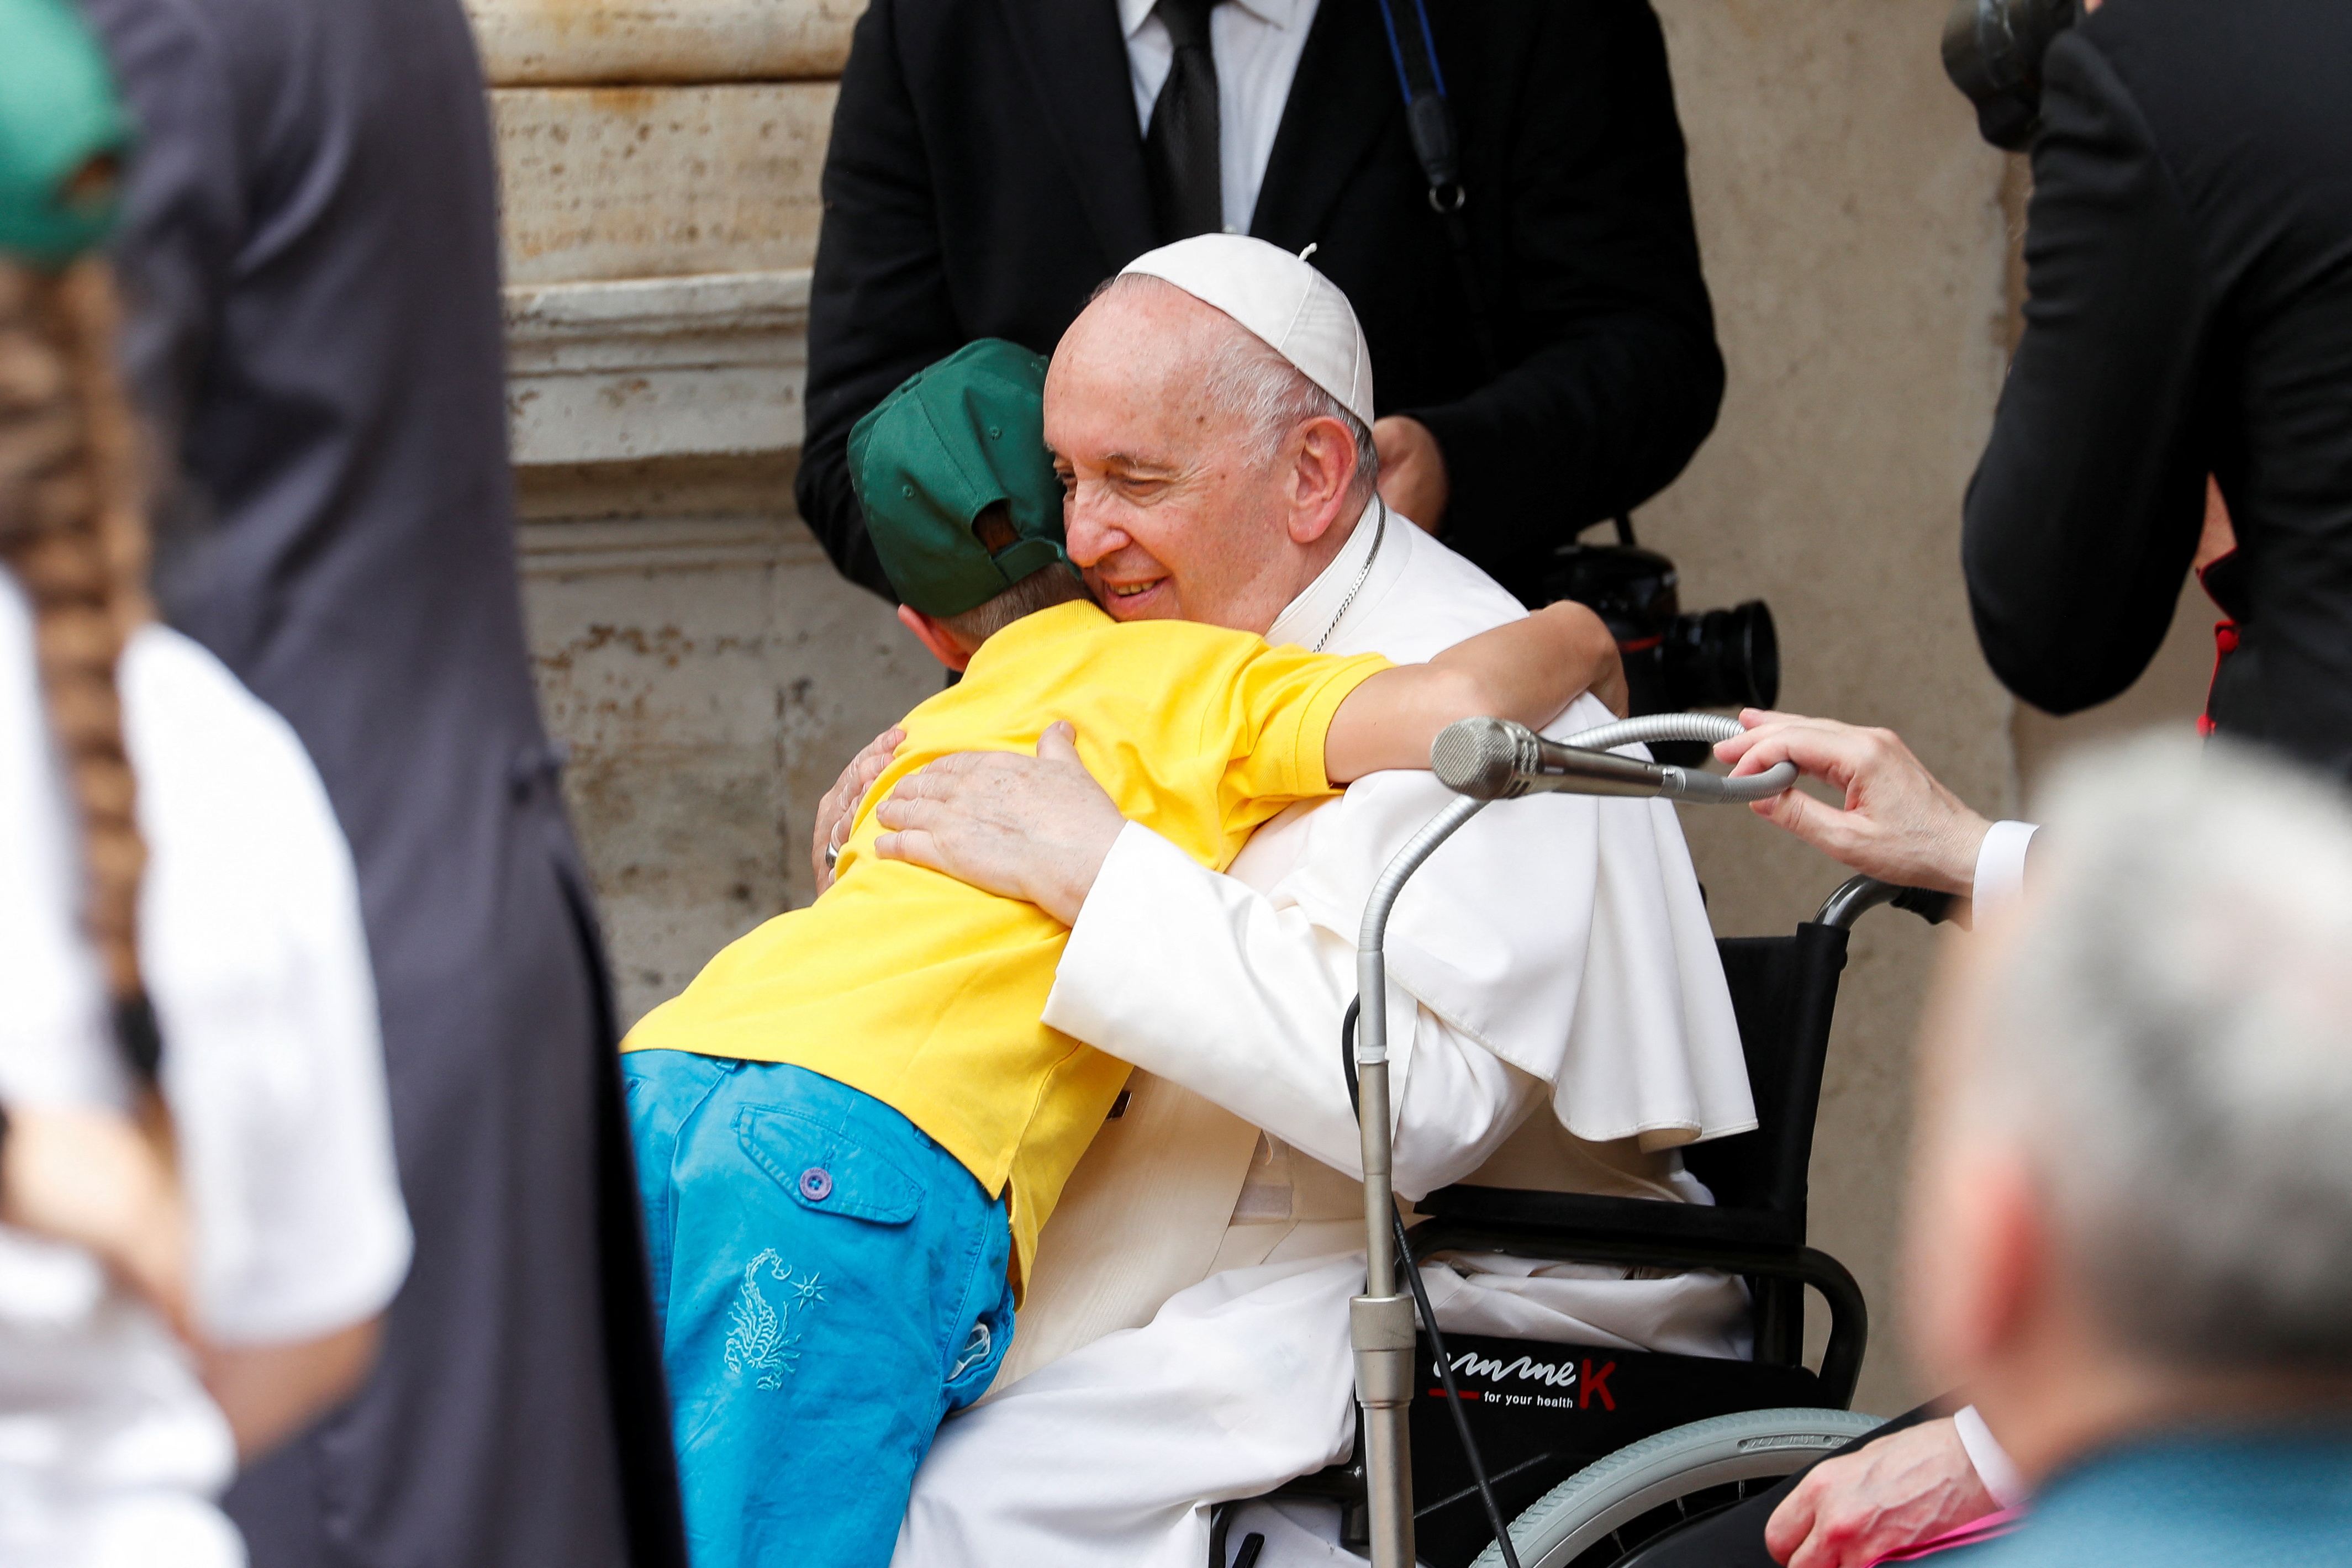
left=0, top=0, right=130, bottom=268
left=848, top=338, right=1070, bottom=618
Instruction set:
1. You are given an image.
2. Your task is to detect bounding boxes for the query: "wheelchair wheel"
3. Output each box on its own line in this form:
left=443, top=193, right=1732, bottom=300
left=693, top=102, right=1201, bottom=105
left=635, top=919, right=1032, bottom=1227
left=1467, top=1407, right=1884, bottom=1568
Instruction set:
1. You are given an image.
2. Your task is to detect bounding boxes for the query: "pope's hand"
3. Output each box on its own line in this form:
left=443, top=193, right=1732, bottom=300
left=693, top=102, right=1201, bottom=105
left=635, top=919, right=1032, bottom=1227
left=811, top=726, right=905, bottom=894
left=1764, top=1417, right=1998, bottom=1568
left=1715, top=711, right=1990, bottom=904
left=873, top=720, right=1126, bottom=925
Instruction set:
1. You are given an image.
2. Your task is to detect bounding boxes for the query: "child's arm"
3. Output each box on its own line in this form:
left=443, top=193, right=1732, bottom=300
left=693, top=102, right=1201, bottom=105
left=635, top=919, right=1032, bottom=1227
left=1322, top=601, right=1624, bottom=784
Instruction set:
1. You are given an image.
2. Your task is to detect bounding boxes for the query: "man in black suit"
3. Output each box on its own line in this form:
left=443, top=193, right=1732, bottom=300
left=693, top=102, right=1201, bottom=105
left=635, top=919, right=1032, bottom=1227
left=1966, top=0, right=2352, bottom=777
left=797, top=0, right=1722, bottom=609
left=83, top=1, right=684, bottom=1564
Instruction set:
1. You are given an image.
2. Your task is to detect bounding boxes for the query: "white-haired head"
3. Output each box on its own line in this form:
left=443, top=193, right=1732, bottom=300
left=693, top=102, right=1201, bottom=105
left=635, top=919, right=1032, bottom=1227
left=1978, top=732, right=2352, bottom=1368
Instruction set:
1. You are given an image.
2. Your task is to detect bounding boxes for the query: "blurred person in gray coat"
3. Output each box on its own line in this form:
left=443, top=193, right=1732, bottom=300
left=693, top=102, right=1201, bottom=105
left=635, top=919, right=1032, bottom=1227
left=76, top=0, right=685, bottom=1564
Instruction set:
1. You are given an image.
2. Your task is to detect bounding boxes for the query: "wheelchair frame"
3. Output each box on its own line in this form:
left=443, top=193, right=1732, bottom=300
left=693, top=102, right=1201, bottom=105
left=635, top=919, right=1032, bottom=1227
left=1217, top=863, right=1947, bottom=1568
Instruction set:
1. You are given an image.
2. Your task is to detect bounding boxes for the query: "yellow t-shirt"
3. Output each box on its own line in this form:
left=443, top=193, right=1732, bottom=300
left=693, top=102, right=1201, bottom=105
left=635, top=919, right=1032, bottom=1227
left=622, top=600, right=1390, bottom=1291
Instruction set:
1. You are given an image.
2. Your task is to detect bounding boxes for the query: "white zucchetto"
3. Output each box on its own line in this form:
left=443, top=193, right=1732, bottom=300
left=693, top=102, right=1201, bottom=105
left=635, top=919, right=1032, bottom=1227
left=1120, top=234, right=1375, bottom=427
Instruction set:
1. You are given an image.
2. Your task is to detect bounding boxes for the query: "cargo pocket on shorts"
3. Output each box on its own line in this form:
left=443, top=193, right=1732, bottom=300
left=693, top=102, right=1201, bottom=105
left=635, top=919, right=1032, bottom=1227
left=734, top=1105, right=925, bottom=1225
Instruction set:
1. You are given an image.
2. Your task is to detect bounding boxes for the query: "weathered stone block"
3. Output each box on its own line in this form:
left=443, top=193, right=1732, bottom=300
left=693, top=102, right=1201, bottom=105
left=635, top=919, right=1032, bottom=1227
left=494, top=83, right=834, bottom=284
left=465, top=0, right=864, bottom=86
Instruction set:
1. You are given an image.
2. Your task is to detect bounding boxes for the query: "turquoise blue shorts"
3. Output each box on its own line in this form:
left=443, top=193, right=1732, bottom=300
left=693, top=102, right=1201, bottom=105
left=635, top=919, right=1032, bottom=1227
left=624, top=1051, right=1016, bottom=1568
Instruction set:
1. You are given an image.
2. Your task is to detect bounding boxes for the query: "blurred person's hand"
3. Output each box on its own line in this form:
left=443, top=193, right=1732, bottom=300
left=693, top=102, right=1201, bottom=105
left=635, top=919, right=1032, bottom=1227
left=202, top=1317, right=381, bottom=1462
left=1716, top=711, right=1991, bottom=899
left=1373, top=415, right=1449, bottom=534
left=812, top=726, right=906, bottom=893
left=1765, top=1417, right=1997, bottom=1568
left=1, top=1103, right=192, bottom=1340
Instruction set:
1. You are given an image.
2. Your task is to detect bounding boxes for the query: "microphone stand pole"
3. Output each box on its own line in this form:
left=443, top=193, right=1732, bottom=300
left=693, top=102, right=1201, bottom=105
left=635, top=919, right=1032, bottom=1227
left=1351, top=711, right=1794, bottom=1565
left=1354, top=794, right=1487, bottom=1568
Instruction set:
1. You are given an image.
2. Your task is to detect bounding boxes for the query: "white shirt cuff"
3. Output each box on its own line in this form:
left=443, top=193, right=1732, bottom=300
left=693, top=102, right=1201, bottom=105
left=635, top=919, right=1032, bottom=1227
left=1971, top=820, right=2039, bottom=922
left=1953, top=1403, right=2027, bottom=1509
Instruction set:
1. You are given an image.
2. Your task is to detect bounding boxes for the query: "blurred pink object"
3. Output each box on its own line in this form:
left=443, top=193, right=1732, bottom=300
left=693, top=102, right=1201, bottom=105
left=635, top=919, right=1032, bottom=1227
left=1863, top=1507, right=2026, bottom=1565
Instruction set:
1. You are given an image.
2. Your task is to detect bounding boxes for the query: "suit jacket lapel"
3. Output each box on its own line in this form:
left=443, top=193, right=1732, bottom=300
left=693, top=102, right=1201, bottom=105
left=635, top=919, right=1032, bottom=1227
left=1251, top=0, right=1400, bottom=249
left=994, top=0, right=1160, bottom=268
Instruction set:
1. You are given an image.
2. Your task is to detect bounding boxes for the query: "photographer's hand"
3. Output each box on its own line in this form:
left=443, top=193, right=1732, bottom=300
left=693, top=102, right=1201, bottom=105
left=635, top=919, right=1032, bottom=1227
left=1717, top=711, right=1990, bottom=901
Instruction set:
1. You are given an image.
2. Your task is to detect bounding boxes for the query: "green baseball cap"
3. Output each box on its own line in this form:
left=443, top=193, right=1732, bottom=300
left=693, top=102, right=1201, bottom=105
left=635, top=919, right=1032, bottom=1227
left=0, top=0, right=131, bottom=268
left=848, top=338, right=1071, bottom=617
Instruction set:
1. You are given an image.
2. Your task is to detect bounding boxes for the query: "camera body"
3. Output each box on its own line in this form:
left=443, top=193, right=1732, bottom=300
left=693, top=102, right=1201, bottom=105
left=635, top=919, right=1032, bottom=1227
left=1942, top=0, right=2084, bottom=151
left=1541, top=521, right=1778, bottom=756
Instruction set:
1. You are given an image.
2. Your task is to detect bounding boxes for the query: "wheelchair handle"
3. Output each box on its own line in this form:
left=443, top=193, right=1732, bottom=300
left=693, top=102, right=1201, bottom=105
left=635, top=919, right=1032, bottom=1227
left=1816, top=874, right=1958, bottom=929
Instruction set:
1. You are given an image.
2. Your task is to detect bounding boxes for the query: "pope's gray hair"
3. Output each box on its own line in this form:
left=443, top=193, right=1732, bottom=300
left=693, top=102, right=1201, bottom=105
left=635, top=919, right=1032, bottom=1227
left=1980, top=732, right=2352, bottom=1368
left=1094, top=273, right=1379, bottom=500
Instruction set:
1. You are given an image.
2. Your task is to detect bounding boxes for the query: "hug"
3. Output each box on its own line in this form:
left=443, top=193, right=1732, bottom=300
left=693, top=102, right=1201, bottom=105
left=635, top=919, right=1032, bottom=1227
left=623, top=236, right=1757, bottom=1567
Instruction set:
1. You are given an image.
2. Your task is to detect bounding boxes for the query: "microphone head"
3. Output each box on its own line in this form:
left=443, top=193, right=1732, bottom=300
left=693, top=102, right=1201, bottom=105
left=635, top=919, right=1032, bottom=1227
left=1432, top=716, right=1532, bottom=800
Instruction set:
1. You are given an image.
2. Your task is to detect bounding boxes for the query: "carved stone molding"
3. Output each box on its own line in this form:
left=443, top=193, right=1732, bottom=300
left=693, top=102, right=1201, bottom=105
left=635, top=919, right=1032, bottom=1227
left=505, top=268, right=810, bottom=468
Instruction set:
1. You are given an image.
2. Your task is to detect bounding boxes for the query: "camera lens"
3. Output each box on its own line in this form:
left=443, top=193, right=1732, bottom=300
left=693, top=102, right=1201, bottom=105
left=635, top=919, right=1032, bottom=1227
left=1662, top=600, right=1779, bottom=712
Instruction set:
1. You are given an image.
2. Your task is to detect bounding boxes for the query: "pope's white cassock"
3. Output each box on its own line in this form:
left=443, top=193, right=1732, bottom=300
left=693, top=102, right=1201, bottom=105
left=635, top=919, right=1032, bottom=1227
left=894, top=501, right=1758, bottom=1567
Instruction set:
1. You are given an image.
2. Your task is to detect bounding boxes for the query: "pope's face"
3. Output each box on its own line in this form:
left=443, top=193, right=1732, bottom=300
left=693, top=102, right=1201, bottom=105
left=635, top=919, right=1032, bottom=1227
left=1045, top=282, right=1310, bottom=636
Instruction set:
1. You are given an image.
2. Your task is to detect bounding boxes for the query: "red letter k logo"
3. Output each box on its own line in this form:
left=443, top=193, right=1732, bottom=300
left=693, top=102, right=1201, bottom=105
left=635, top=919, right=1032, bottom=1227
left=1579, top=1359, right=1617, bottom=1411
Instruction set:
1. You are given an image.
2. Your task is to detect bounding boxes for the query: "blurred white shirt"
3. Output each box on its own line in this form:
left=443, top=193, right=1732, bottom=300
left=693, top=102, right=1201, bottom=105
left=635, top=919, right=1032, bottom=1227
left=0, top=573, right=410, bottom=1567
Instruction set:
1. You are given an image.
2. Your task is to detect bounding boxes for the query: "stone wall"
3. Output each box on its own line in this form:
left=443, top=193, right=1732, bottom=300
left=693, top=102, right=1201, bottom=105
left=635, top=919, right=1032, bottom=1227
left=477, top=0, right=2210, bottom=1416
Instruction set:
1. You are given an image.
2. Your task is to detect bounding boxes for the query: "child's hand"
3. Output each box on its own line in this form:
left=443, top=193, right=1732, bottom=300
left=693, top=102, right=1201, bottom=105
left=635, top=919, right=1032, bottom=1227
left=813, top=726, right=906, bottom=891
left=2, top=1103, right=194, bottom=1341
left=1588, top=633, right=1630, bottom=719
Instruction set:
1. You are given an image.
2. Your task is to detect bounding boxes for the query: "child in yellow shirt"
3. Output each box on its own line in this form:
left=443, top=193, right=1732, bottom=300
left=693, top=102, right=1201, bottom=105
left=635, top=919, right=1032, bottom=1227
left=619, top=340, right=1615, bottom=1568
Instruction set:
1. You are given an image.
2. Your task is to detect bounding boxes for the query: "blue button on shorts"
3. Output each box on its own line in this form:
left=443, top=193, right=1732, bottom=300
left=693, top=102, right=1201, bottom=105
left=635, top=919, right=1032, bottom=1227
left=625, top=1051, right=1017, bottom=1568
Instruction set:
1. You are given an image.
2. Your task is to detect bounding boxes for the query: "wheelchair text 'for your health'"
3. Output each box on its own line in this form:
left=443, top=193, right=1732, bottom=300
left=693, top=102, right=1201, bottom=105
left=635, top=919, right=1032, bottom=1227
left=1431, top=1355, right=1617, bottom=1410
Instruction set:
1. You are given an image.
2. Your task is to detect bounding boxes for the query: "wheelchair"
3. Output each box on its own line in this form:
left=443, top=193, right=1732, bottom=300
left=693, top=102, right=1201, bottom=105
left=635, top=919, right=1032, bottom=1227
left=1212, top=712, right=1954, bottom=1568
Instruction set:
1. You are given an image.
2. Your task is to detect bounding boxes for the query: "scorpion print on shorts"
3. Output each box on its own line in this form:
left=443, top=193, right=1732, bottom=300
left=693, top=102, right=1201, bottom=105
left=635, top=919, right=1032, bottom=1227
left=723, top=1249, right=828, bottom=1390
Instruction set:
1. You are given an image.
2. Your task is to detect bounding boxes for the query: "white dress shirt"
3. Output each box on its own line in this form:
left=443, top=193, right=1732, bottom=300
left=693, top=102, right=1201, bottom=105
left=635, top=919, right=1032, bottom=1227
left=1118, top=0, right=1322, bottom=235
left=1974, top=819, right=2041, bottom=922
left=0, top=574, right=411, bottom=1567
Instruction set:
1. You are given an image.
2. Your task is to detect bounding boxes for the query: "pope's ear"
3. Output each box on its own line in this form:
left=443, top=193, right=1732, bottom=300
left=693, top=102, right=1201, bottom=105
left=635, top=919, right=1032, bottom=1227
left=1286, top=414, right=1359, bottom=545
left=897, top=604, right=973, bottom=672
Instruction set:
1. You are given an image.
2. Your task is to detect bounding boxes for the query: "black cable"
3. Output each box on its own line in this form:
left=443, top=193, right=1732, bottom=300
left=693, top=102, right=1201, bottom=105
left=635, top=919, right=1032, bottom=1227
left=1341, top=999, right=1524, bottom=1568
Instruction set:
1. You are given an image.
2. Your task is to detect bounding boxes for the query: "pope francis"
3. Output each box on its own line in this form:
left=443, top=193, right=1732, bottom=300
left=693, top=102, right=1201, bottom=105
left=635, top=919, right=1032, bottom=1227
left=830, top=236, right=1759, bottom=1567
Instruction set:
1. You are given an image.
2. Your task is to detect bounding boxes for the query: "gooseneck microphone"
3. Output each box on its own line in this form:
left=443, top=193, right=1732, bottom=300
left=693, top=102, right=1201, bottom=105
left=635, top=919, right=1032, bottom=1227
left=1432, top=716, right=1797, bottom=804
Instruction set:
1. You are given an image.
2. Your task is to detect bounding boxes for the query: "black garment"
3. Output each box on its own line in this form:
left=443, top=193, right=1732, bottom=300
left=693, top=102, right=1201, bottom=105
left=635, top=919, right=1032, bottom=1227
left=82, top=2, right=684, bottom=1565
left=797, top=0, right=1722, bottom=608
left=1622, top=1402, right=1943, bottom=1568
left=1963, top=0, right=2352, bottom=774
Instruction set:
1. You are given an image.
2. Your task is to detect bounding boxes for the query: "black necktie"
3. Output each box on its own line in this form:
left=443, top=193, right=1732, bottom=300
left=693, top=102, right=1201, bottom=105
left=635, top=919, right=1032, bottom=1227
left=1144, top=0, right=1225, bottom=241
